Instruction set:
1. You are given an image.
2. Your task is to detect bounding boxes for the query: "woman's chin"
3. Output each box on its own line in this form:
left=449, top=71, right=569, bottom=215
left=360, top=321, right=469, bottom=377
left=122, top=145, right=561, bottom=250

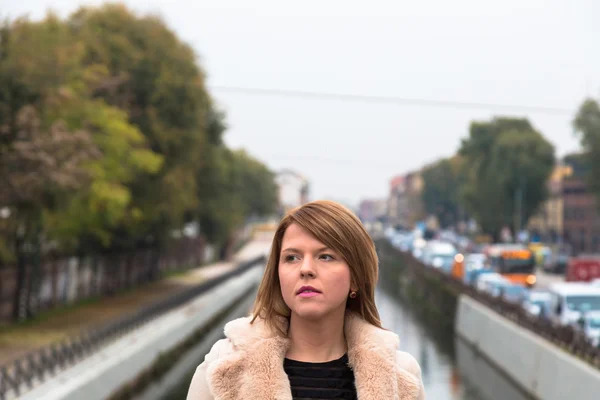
left=291, top=305, right=328, bottom=321
left=290, top=303, right=344, bottom=321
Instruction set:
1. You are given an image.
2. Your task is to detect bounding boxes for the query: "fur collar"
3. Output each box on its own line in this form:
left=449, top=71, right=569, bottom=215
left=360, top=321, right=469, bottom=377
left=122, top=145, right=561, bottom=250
left=205, top=312, right=421, bottom=400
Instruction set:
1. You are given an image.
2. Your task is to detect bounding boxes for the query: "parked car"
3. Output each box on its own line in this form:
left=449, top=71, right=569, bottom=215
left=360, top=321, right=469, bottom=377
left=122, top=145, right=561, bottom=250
left=475, top=272, right=510, bottom=294
left=547, top=283, right=600, bottom=326
left=566, top=255, right=600, bottom=282
left=422, top=241, right=457, bottom=273
left=467, top=268, right=495, bottom=287
left=493, top=283, right=529, bottom=304
left=522, top=290, right=553, bottom=318
left=576, top=310, right=600, bottom=348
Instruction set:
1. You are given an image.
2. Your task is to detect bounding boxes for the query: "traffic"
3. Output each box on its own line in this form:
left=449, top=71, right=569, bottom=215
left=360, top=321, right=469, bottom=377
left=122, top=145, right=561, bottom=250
left=384, top=226, right=600, bottom=348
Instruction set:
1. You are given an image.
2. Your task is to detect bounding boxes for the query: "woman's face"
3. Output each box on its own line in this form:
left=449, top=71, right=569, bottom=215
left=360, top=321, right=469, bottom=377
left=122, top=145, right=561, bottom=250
left=278, top=223, right=354, bottom=321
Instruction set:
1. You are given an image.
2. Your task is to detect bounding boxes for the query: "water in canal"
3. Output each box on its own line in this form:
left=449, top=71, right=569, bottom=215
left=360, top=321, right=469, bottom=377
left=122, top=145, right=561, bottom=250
left=156, top=286, right=526, bottom=400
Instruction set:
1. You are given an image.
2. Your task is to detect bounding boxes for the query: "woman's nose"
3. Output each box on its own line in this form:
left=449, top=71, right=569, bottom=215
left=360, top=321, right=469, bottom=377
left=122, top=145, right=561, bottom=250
left=299, top=258, right=316, bottom=278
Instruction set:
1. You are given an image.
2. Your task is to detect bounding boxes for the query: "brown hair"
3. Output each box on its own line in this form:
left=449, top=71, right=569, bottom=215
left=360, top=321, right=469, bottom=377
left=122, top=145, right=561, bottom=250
left=251, top=200, right=382, bottom=335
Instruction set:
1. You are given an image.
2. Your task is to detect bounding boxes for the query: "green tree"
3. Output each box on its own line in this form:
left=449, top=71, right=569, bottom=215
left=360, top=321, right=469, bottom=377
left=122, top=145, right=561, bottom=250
left=0, top=104, right=101, bottom=319
left=67, top=4, right=210, bottom=249
left=45, top=96, right=164, bottom=251
left=194, top=113, right=278, bottom=256
left=421, top=156, right=464, bottom=228
left=459, top=118, right=555, bottom=240
left=0, top=13, right=163, bottom=318
left=235, top=150, right=279, bottom=217
left=573, top=99, right=600, bottom=204
left=0, top=13, right=164, bottom=251
left=1, top=4, right=280, bottom=294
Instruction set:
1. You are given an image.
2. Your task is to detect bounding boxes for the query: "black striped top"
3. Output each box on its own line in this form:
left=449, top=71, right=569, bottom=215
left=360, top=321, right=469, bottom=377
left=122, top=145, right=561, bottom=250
left=283, top=353, right=358, bottom=400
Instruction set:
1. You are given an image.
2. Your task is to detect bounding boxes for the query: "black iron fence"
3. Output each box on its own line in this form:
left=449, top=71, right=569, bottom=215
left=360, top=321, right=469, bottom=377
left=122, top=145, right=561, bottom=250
left=0, top=236, right=208, bottom=324
left=378, top=239, right=600, bottom=370
left=0, top=255, right=266, bottom=400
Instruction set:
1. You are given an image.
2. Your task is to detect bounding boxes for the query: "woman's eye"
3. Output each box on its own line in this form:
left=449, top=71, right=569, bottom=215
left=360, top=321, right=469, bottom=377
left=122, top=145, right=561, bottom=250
left=284, top=254, right=299, bottom=262
left=320, top=254, right=335, bottom=261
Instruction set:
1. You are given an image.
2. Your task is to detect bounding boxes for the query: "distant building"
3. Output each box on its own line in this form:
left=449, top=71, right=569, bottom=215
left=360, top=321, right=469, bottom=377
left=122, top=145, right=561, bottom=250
left=387, top=175, right=406, bottom=227
left=387, top=171, right=425, bottom=229
left=358, top=199, right=387, bottom=223
left=561, top=155, right=600, bottom=254
left=275, top=169, right=309, bottom=214
left=527, top=164, right=570, bottom=243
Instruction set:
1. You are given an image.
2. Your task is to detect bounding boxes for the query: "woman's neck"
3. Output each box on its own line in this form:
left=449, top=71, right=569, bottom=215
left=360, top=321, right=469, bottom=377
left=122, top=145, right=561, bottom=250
left=285, top=311, right=347, bottom=363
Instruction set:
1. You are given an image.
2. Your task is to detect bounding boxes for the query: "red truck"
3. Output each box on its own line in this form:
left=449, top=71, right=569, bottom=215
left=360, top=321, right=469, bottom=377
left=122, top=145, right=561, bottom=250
left=566, top=255, right=600, bottom=282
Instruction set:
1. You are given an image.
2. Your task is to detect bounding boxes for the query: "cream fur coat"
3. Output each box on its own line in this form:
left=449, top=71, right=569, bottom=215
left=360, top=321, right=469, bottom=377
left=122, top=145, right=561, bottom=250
left=186, top=311, right=425, bottom=400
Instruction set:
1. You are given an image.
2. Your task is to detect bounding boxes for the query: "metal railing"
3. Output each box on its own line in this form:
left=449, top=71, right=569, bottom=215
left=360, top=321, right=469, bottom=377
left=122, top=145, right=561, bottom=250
left=384, top=241, right=600, bottom=370
left=0, top=255, right=266, bottom=400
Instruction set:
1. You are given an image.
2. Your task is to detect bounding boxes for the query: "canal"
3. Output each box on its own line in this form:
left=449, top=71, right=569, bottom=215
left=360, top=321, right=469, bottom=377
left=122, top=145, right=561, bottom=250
left=150, top=285, right=526, bottom=400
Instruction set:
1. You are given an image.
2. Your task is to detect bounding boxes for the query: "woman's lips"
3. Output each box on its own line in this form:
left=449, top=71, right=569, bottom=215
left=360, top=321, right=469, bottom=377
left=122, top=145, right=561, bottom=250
left=297, top=291, right=320, bottom=298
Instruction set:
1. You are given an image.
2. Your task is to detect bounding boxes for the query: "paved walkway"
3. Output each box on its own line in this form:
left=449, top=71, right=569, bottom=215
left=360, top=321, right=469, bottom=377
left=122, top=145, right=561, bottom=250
left=0, top=234, right=273, bottom=366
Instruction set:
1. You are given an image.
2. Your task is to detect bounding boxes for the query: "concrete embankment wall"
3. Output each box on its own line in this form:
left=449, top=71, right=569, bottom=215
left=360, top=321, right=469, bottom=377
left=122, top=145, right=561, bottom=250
left=456, top=295, right=600, bottom=400
left=132, top=288, right=258, bottom=400
left=19, top=266, right=264, bottom=400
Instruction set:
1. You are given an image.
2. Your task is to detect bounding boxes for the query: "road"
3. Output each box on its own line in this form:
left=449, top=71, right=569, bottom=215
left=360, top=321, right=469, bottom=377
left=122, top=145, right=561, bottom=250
left=535, top=268, right=565, bottom=289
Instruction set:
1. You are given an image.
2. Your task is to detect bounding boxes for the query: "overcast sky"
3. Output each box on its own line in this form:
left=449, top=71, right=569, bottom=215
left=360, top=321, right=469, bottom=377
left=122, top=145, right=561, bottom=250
left=4, top=0, right=600, bottom=207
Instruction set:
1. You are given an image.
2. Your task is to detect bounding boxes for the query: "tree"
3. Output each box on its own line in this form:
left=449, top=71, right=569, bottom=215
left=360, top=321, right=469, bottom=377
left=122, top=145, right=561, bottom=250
left=0, top=4, right=279, bottom=300
left=421, top=156, right=464, bottom=228
left=0, top=4, right=281, bottom=324
left=0, top=105, right=101, bottom=319
left=459, top=117, right=555, bottom=240
left=0, top=13, right=163, bottom=318
left=45, top=97, right=164, bottom=251
left=573, top=99, right=600, bottom=204
left=235, top=150, right=279, bottom=218
left=194, top=121, right=278, bottom=258
left=67, top=4, right=211, bottom=249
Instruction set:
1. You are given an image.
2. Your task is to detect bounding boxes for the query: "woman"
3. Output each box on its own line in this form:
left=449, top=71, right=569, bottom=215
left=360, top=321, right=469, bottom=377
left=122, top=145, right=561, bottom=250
left=187, top=200, right=425, bottom=400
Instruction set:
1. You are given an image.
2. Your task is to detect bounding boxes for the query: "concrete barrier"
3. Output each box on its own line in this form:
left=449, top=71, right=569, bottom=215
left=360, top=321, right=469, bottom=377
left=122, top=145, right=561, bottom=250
left=133, top=286, right=258, bottom=400
left=456, top=295, right=600, bottom=400
left=18, top=266, right=264, bottom=400
left=455, top=336, right=530, bottom=400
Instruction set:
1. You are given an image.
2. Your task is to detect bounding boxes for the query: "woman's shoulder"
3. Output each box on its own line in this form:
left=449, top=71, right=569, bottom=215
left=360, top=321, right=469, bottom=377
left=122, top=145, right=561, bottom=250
left=395, top=351, right=425, bottom=399
left=205, top=314, right=277, bottom=360
left=204, top=338, right=234, bottom=363
left=395, top=350, right=422, bottom=379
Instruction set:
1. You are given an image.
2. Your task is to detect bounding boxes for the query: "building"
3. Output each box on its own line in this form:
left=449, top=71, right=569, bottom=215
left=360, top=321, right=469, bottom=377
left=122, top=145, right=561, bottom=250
left=358, top=199, right=387, bottom=223
left=527, top=164, right=571, bottom=243
left=561, top=156, right=600, bottom=254
left=387, top=171, right=425, bottom=229
left=275, top=169, right=309, bottom=214
left=387, top=175, right=407, bottom=227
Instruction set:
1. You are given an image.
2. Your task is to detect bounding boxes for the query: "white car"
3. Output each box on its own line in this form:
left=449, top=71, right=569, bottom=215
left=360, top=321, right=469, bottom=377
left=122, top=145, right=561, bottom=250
left=577, top=310, right=600, bottom=347
left=522, top=290, right=552, bottom=317
left=465, top=253, right=486, bottom=270
left=421, top=241, right=457, bottom=271
left=475, top=273, right=510, bottom=294
left=547, top=283, right=600, bottom=326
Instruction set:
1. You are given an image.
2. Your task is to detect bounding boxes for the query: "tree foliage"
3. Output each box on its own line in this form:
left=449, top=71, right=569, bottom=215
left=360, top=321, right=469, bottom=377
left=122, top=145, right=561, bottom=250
left=573, top=99, right=600, bottom=204
left=459, top=117, right=555, bottom=238
left=0, top=4, right=278, bottom=268
left=421, top=156, right=464, bottom=228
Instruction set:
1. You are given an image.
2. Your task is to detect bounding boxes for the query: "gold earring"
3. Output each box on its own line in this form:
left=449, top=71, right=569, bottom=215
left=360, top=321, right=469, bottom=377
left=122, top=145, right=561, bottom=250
left=349, top=291, right=357, bottom=299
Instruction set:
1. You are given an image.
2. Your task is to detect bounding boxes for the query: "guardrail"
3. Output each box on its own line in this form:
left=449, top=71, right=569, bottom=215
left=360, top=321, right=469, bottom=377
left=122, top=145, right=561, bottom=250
left=0, top=255, right=266, bottom=400
left=384, top=241, right=600, bottom=370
